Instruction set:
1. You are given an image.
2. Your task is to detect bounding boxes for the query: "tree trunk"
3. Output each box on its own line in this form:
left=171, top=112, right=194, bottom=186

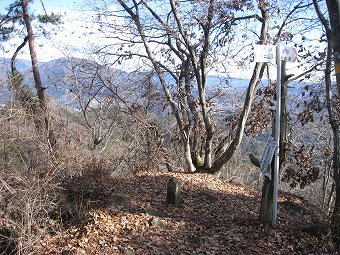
left=324, top=0, right=340, bottom=248
left=10, top=36, right=41, bottom=130
left=259, top=118, right=276, bottom=224
left=211, top=62, right=266, bottom=173
left=210, top=6, right=269, bottom=174
left=259, top=174, right=274, bottom=224
left=21, top=0, right=55, bottom=147
left=280, top=61, right=289, bottom=163
left=118, top=0, right=197, bottom=172
left=326, top=0, right=340, bottom=95
left=184, top=136, right=196, bottom=173
left=332, top=125, right=340, bottom=248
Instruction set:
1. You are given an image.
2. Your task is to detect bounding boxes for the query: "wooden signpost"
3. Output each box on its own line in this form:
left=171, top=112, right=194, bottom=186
left=255, top=44, right=297, bottom=227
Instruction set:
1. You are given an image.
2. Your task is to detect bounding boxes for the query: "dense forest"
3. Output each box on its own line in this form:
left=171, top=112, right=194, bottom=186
left=0, top=0, right=339, bottom=254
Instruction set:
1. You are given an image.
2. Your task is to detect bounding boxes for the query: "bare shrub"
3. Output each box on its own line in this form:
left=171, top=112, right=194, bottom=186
left=61, top=158, right=115, bottom=212
left=0, top=105, right=61, bottom=254
left=219, top=136, right=262, bottom=189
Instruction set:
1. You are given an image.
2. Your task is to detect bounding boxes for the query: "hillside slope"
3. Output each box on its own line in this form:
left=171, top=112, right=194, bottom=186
left=36, top=172, right=337, bottom=255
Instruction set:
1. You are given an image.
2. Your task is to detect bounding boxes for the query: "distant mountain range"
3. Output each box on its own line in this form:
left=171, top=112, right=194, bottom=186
left=1, top=58, right=128, bottom=108
left=0, top=57, right=310, bottom=112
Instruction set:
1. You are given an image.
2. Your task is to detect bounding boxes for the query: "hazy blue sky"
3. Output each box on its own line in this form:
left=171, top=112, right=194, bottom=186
left=0, top=0, right=307, bottom=78
left=0, top=0, right=92, bottom=62
left=0, top=0, right=81, bottom=12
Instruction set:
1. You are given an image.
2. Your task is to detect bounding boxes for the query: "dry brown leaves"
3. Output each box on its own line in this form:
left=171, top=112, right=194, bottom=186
left=35, top=172, right=337, bottom=255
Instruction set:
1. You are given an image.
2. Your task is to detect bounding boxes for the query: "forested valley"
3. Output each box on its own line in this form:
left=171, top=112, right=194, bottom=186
left=0, top=0, right=339, bottom=254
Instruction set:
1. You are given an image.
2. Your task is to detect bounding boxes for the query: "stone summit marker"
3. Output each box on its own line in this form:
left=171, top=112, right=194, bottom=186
left=166, top=177, right=181, bottom=206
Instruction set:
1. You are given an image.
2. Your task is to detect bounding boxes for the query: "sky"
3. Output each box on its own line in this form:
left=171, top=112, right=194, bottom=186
left=0, top=0, right=322, bottom=80
left=0, top=0, right=81, bottom=11
left=0, top=0, right=158, bottom=79
left=0, top=0, right=98, bottom=62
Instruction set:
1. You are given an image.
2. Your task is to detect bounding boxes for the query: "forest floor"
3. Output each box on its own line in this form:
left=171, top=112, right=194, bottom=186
left=35, top=172, right=338, bottom=255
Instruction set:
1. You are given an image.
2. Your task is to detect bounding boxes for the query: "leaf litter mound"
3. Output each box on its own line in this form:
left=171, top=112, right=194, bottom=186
left=36, top=172, right=337, bottom=254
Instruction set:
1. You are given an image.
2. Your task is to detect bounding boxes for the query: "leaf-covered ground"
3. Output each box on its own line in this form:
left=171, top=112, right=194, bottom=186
left=36, top=172, right=338, bottom=254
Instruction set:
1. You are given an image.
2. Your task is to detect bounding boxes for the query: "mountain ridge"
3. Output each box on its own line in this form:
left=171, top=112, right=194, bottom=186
left=0, top=57, right=311, bottom=112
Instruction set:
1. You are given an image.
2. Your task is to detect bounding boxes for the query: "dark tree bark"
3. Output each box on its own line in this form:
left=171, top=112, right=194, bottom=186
left=280, top=61, right=289, bottom=164
left=259, top=173, right=274, bottom=224
left=326, top=0, right=340, bottom=248
left=322, top=0, right=340, bottom=249
left=10, top=36, right=40, bottom=126
left=326, top=0, right=340, bottom=95
left=333, top=126, right=340, bottom=248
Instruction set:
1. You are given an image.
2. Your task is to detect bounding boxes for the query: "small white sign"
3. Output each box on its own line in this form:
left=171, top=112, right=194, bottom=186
left=281, top=47, right=298, bottom=62
left=260, top=136, right=276, bottom=179
left=254, top=45, right=276, bottom=63
left=254, top=45, right=298, bottom=63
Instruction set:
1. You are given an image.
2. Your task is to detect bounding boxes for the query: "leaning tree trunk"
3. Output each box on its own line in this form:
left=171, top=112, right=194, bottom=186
left=210, top=5, right=269, bottom=174
left=10, top=36, right=41, bottom=129
left=21, top=0, right=56, bottom=147
left=211, top=61, right=266, bottom=173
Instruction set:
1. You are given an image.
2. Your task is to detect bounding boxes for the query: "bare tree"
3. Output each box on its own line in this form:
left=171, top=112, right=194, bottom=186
left=1, top=0, right=61, bottom=147
left=313, top=0, right=340, bottom=248
left=21, top=0, right=49, bottom=131
left=92, top=0, right=269, bottom=174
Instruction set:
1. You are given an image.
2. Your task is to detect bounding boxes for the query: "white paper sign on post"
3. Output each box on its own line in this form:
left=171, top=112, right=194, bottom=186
left=281, top=47, right=298, bottom=62
left=254, top=45, right=297, bottom=63
left=254, top=45, right=276, bottom=63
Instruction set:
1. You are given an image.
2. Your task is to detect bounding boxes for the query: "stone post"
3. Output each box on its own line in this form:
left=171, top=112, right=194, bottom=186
left=166, top=177, right=181, bottom=206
